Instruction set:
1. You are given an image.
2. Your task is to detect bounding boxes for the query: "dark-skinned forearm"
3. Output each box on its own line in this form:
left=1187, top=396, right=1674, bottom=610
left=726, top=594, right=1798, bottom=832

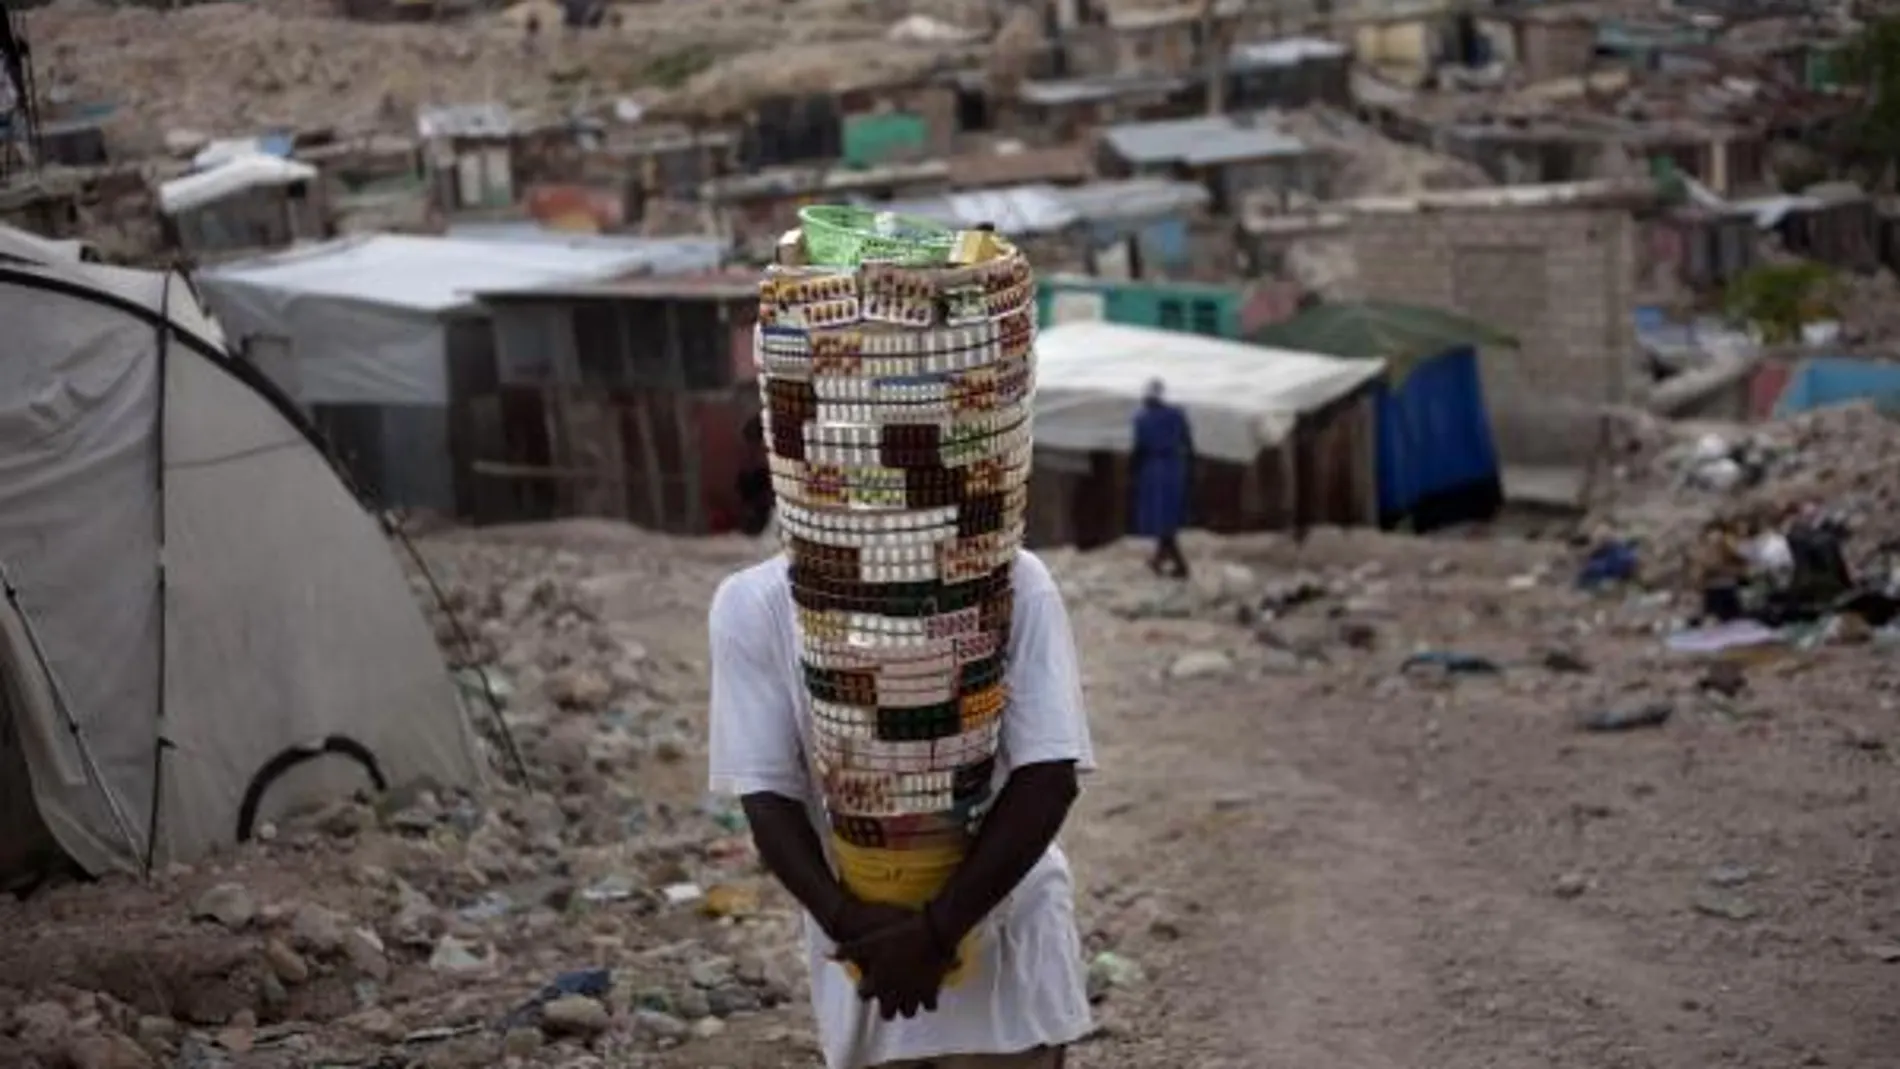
left=741, top=792, right=852, bottom=939
left=927, top=760, right=1079, bottom=944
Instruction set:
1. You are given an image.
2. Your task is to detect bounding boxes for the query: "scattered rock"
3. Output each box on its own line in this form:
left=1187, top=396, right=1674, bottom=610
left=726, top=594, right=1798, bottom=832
left=707, top=985, right=761, bottom=1016
left=429, top=935, right=492, bottom=975
left=345, top=927, right=391, bottom=982
left=192, top=883, right=257, bottom=930
left=263, top=938, right=310, bottom=985
left=215, top=1009, right=257, bottom=1054
left=691, top=1016, right=727, bottom=1039
left=1692, top=889, right=1760, bottom=922
left=548, top=667, right=614, bottom=709
left=1698, top=662, right=1747, bottom=697
left=503, top=1026, right=546, bottom=1056
left=1864, top=944, right=1900, bottom=963
left=15, top=1000, right=71, bottom=1049
left=289, top=903, right=347, bottom=956
left=1706, top=862, right=1755, bottom=888
left=1167, top=649, right=1234, bottom=681
left=1553, top=872, right=1589, bottom=899
left=540, top=996, right=611, bottom=1038
left=673, top=989, right=712, bottom=1021
left=634, top=1009, right=690, bottom=1040
left=689, top=956, right=733, bottom=989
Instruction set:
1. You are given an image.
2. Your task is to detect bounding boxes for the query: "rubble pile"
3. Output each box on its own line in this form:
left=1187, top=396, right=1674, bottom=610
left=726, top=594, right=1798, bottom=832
left=0, top=531, right=807, bottom=1069
left=416, top=539, right=698, bottom=803
left=1597, top=402, right=1900, bottom=591
left=1832, top=268, right=1900, bottom=344
left=1272, top=107, right=1491, bottom=199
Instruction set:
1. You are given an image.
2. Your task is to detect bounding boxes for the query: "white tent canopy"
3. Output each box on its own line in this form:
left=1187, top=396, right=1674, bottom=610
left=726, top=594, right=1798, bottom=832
left=0, top=222, right=96, bottom=264
left=196, top=233, right=720, bottom=405
left=1032, top=321, right=1386, bottom=462
left=0, top=254, right=484, bottom=878
left=159, top=154, right=319, bottom=215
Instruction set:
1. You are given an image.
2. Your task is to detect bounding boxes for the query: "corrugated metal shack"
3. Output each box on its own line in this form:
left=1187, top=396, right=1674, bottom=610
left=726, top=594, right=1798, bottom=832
left=1224, top=38, right=1353, bottom=111
left=876, top=176, right=1214, bottom=277
left=702, top=160, right=951, bottom=254
left=196, top=233, right=722, bottom=516
left=1010, top=74, right=1199, bottom=142
left=158, top=155, right=329, bottom=263
left=1098, top=114, right=1326, bottom=214
left=740, top=93, right=845, bottom=168
left=418, top=104, right=519, bottom=213
left=475, top=272, right=762, bottom=532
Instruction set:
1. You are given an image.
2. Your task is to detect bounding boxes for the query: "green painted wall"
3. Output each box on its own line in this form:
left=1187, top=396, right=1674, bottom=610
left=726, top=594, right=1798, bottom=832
left=1037, top=277, right=1246, bottom=338
left=842, top=113, right=928, bottom=169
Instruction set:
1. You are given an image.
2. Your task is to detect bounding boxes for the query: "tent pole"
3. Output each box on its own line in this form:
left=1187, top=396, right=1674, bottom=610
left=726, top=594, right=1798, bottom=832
left=144, top=272, right=176, bottom=876
left=0, top=556, right=148, bottom=873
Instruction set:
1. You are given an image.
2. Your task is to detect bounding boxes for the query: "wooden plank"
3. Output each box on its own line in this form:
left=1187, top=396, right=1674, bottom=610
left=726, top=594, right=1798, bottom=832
left=1356, top=392, right=1379, bottom=526
left=629, top=395, right=669, bottom=528
left=676, top=391, right=704, bottom=533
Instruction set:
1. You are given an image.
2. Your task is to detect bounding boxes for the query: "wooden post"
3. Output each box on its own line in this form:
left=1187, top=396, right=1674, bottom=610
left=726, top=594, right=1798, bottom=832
left=1201, top=0, right=1227, bottom=116
left=1357, top=388, right=1380, bottom=526
left=630, top=398, right=668, bottom=528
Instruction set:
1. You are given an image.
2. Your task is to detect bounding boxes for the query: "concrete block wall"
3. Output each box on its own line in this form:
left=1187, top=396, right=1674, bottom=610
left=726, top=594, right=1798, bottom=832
left=1343, top=204, right=1636, bottom=470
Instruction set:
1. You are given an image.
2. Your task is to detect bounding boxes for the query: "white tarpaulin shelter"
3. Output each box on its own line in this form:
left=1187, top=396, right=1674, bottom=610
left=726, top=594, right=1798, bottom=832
left=0, top=249, right=484, bottom=881
left=1033, top=321, right=1386, bottom=462
left=0, top=222, right=96, bottom=264
left=159, top=153, right=319, bottom=215
left=196, top=233, right=719, bottom=405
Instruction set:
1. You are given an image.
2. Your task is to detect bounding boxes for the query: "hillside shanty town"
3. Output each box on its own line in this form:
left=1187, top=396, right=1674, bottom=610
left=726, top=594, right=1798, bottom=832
left=5, top=0, right=1900, bottom=1065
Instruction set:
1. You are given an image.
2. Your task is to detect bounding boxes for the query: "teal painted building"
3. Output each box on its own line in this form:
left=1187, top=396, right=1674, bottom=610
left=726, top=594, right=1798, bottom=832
left=1036, top=276, right=1248, bottom=339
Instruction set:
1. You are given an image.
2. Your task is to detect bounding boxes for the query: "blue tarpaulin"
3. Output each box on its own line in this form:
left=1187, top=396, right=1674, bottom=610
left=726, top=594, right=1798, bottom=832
left=1371, top=346, right=1502, bottom=527
left=1774, top=357, right=1900, bottom=416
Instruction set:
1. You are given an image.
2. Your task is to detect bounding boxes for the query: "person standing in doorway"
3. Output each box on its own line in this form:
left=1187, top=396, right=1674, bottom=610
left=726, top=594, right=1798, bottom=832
left=1131, top=378, right=1193, bottom=579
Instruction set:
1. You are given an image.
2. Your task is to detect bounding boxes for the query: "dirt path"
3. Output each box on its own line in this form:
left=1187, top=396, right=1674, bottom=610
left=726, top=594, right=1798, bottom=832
left=4, top=525, right=1888, bottom=1069
left=1052, top=537, right=1898, bottom=1069
left=512, top=527, right=1900, bottom=1069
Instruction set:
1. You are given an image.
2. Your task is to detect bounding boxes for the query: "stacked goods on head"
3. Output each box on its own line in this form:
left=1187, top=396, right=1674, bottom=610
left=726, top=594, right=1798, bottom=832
left=753, top=206, right=1038, bottom=985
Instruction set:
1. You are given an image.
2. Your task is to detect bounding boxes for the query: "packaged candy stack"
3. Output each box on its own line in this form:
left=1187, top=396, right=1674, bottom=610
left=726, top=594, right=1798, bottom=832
left=755, top=206, right=1038, bottom=987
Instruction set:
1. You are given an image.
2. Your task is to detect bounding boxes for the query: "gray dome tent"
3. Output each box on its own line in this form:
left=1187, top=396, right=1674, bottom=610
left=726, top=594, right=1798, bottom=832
left=0, top=244, right=484, bottom=882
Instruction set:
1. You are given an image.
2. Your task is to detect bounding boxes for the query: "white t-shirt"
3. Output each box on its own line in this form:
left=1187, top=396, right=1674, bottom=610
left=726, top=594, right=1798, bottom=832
left=707, top=550, right=1096, bottom=1069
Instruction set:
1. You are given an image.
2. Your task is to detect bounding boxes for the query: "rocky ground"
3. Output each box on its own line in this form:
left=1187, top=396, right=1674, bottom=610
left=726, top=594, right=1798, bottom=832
left=0, top=424, right=1897, bottom=1067
left=20, top=0, right=988, bottom=148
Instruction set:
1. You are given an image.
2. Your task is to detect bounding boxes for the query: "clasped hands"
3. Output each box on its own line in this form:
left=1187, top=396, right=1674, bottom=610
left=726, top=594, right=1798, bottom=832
left=829, top=898, right=964, bottom=1020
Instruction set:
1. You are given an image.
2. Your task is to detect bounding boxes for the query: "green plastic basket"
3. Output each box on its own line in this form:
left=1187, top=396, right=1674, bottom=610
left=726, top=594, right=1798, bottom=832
left=798, top=205, right=957, bottom=268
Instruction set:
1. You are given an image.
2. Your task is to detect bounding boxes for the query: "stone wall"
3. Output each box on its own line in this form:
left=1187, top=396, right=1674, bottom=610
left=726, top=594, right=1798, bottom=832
left=1341, top=192, right=1640, bottom=472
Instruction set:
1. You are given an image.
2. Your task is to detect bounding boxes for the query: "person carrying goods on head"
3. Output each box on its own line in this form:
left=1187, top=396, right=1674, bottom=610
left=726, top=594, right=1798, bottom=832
left=706, top=206, right=1095, bottom=1069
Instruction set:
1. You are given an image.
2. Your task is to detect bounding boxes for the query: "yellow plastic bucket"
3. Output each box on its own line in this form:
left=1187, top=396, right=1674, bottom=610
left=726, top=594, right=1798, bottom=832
left=832, top=836, right=974, bottom=987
